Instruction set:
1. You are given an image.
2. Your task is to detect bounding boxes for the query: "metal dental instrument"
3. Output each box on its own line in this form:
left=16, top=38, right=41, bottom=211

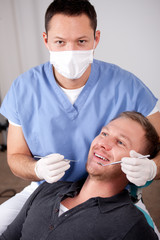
left=64, top=159, right=79, bottom=163
left=34, top=156, right=79, bottom=163
left=97, top=155, right=150, bottom=167
left=97, top=160, right=122, bottom=166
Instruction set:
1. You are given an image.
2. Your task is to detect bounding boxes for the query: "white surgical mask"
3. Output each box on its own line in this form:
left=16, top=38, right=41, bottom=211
left=50, top=49, right=94, bottom=79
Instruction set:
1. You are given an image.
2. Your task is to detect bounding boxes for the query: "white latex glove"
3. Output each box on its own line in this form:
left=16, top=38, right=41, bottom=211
left=34, top=153, right=70, bottom=183
left=121, top=150, right=157, bottom=186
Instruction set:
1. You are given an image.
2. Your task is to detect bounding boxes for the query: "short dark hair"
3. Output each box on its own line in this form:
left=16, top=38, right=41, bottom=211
left=45, top=0, right=97, bottom=35
left=117, top=111, right=160, bottom=159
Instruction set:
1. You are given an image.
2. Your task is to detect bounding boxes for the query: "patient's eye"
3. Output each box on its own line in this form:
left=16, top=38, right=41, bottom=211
left=117, top=139, right=125, bottom=147
left=118, top=140, right=123, bottom=145
left=101, top=132, right=109, bottom=137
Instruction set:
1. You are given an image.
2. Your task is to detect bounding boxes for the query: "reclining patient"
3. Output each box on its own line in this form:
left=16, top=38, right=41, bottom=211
left=0, top=111, right=159, bottom=240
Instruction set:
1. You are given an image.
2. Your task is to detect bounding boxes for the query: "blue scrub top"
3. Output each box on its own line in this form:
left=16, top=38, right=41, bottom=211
left=0, top=59, right=157, bottom=182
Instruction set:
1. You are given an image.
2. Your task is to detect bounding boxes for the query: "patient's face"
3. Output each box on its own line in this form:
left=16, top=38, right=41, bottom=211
left=86, top=117, right=146, bottom=179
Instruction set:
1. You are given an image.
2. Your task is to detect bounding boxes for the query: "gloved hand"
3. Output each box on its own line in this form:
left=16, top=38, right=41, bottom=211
left=34, top=154, right=70, bottom=183
left=121, top=150, right=157, bottom=186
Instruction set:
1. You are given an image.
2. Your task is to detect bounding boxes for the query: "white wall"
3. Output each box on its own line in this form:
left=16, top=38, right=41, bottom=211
left=92, top=0, right=160, bottom=109
left=0, top=0, right=160, bottom=110
left=0, top=0, right=51, bottom=106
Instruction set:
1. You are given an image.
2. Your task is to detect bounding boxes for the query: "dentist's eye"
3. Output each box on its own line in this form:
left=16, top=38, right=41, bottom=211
left=56, top=40, right=65, bottom=46
left=78, top=40, right=86, bottom=44
left=57, top=41, right=64, bottom=45
left=78, top=40, right=88, bottom=47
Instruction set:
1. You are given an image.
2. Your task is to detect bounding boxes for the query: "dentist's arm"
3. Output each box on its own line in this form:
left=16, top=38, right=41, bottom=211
left=147, top=111, right=160, bottom=179
left=7, top=124, right=70, bottom=183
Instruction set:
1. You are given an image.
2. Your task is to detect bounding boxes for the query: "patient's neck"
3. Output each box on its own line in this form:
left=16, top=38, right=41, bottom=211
left=79, top=176, right=127, bottom=200
left=61, top=176, right=128, bottom=210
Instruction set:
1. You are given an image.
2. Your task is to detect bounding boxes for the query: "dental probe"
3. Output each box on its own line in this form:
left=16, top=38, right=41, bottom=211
left=97, top=160, right=122, bottom=166
left=34, top=156, right=79, bottom=162
left=97, top=154, right=150, bottom=166
left=64, top=159, right=79, bottom=162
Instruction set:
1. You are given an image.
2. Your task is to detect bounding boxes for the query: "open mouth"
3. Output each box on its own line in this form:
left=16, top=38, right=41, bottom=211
left=94, top=153, right=110, bottom=162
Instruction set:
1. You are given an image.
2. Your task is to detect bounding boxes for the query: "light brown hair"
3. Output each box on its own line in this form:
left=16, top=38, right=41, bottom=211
left=117, top=111, right=160, bottom=158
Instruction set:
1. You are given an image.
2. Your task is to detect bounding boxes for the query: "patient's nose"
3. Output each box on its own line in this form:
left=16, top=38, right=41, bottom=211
left=100, top=137, right=114, bottom=151
left=103, top=143, right=112, bottom=151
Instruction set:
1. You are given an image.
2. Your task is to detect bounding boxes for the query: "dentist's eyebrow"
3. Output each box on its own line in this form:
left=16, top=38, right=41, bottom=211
left=77, top=35, right=90, bottom=39
left=53, top=35, right=89, bottom=40
left=53, top=36, right=65, bottom=40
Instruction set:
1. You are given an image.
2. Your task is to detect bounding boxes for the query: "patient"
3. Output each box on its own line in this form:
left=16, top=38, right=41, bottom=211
left=0, top=112, right=159, bottom=240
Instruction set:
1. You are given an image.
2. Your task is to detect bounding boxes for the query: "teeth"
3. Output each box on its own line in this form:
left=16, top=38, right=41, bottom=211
left=95, top=153, right=108, bottom=161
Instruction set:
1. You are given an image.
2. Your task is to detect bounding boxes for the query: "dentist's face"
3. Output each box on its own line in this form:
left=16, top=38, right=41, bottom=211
left=86, top=117, right=146, bottom=180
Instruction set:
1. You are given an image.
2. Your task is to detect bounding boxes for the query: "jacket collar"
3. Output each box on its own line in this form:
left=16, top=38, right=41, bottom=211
left=64, top=180, right=131, bottom=213
left=97, top=189, right=131, bottom=213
